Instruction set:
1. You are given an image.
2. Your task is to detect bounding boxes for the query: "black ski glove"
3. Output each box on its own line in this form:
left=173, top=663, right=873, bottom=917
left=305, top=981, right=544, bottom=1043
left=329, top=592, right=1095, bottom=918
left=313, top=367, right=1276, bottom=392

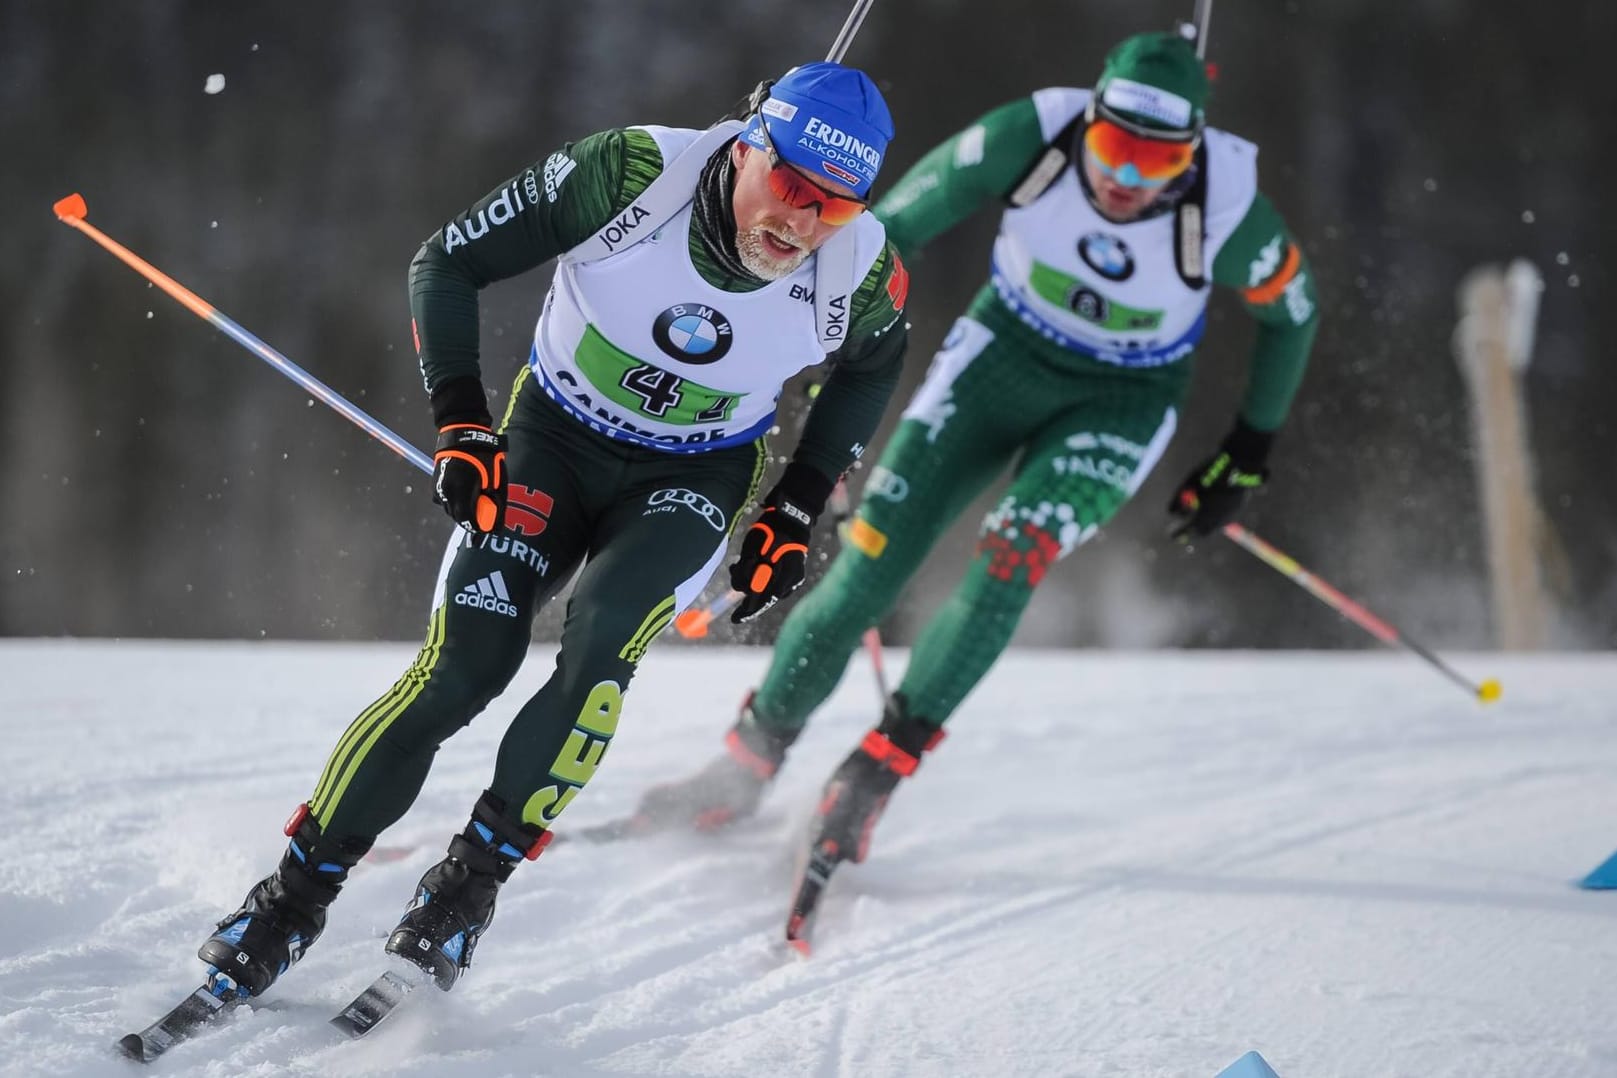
left=1167, top=420, right=1274, bottom=541
left=434, top=422, right=507, bottom=534
left=729, top=463, right=834, bottom=624
left=429, top=376, right=506, bottom=535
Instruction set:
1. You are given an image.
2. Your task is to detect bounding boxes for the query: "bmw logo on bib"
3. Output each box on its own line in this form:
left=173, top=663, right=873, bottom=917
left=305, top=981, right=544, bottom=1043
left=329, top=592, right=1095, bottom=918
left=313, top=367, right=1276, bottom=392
left=652, top=303, right=734, bottom=365
left=1077, top=233, right=1135, bottom=282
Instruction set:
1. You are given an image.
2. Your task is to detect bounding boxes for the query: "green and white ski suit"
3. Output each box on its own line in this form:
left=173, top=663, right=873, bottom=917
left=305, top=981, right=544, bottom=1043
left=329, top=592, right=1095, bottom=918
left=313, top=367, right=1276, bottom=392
left=750, top=88, right=1320, bottom=732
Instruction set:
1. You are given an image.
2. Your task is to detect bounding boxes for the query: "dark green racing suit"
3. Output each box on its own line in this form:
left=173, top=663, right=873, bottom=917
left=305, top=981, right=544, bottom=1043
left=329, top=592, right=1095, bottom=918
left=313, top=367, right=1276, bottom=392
left=305, top=125, right=910, bottom=845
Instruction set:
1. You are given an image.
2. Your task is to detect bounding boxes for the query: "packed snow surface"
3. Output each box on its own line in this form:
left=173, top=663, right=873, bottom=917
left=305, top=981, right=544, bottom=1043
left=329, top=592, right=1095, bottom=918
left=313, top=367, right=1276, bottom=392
left=2, top=640, right=1614, bottom=1077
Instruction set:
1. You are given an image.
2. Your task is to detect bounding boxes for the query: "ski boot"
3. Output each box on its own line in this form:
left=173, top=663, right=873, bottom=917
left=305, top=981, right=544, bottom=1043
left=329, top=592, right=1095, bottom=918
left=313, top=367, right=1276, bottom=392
left=628, top=691, right=799, bottom=833
left=808, top=695, right=944, bottom=867
left=786, top=696, right=944, bottom=952
left=197, top=805, right=367, bottom=999
left=385, top=791, right=549, bottom=991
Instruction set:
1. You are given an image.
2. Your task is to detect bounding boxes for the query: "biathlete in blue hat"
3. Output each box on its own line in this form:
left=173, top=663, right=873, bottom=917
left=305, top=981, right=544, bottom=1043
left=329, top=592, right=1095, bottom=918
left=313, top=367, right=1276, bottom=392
left=185, top=61, right=911, bottom=1003
left=636, top=31, right=1323, bottom=945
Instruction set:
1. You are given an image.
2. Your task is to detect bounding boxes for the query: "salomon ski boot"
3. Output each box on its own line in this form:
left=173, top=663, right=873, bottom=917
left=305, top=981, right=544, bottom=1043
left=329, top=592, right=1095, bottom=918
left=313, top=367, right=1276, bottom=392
left=197, top=805, right=366, bottom=999
left=385, top=792, right=548, bottom=991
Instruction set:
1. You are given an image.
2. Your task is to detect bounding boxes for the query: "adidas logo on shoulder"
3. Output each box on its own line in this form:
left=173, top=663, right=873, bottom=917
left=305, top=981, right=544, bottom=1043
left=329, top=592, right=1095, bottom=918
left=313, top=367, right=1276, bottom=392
left=454, top=570, right=518, bottom=617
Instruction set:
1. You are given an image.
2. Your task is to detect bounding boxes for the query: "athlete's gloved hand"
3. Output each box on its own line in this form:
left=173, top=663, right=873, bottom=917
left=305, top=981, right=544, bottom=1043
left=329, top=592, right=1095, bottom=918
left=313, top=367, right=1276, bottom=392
left=428, top=376, right=506, bottom=535
left=433, top=423, right=507, bottom=535
left=729, top=463, right=834, bottom=624
left=1167, top=420, right=1274, bottom=541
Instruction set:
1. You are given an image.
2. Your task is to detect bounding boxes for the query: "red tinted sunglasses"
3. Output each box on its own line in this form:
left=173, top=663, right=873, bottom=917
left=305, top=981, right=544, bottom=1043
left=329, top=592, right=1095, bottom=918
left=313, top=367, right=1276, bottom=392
left=756, top=120, right=868, bottom=226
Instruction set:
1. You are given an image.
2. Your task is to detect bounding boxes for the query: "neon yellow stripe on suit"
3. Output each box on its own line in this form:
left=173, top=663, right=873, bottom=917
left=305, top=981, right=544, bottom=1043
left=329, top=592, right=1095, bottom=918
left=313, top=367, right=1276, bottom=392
left=307, top=610, right=447, bottom=815
left=497, top=366, right=530, bottom=434
left=309, top=604, right=448, bottom=828
left=740, top=438, right=767, bottom=536
left=308, top=671, right=416, bottom=814
left=619, top=595, right=675, bottom=663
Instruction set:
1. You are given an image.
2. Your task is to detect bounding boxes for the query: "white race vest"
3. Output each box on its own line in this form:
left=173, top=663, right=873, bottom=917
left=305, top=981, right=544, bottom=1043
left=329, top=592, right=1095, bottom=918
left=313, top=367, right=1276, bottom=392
left=531, top=124, right=887, bottom=453
left=991, top=88, right=1259, bottom=367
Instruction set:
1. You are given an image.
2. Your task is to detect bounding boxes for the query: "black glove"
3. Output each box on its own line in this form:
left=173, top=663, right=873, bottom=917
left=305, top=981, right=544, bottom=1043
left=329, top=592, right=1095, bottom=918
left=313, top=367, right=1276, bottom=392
left=729, top=463, right=833, bottom=624
left=1167, top=420, right=1274, bottom=541
left=433, top=422, right=507, bottom=534
left=429, top=376, right=506, bottom=535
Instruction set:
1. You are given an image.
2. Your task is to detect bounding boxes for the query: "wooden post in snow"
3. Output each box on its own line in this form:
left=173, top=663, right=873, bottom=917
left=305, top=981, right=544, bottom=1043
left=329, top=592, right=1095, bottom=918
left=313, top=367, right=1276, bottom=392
left=1453, top=259, right=1549, bottom=650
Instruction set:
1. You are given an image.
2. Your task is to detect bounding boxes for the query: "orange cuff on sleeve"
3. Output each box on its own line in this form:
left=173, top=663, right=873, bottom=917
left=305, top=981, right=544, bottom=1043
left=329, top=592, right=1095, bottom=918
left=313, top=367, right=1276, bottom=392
left=1240, top=243, right=1301, bottom=305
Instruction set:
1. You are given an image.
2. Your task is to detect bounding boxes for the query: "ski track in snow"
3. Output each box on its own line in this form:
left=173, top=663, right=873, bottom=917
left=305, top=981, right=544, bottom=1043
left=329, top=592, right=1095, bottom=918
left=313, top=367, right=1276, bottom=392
left=1, top=641, right=1615, bottom=1077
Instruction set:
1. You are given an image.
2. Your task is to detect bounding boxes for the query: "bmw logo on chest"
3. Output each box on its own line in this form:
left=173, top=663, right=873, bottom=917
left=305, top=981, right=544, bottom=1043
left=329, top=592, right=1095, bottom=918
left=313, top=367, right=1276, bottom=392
left=1077, top=233, right=1135, bottom=282
left=652, top=303, right=734, bottom=364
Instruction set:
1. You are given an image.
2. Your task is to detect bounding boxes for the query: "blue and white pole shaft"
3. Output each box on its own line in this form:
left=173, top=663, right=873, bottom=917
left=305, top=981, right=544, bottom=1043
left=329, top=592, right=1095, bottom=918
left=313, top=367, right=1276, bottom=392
left=52, top=193, right=433, bottom=477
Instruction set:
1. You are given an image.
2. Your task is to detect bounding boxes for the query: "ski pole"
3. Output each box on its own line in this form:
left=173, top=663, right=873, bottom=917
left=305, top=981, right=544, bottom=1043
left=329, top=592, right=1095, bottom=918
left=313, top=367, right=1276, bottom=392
left=861, top=624, right=890, bottom=701
left=51, top=193, right=433, bottom=477
left=667, top=470, right=859, bottom=642
left=672, top=590, right=741, bottom=639
left=1190, top=0, right=1214, bottom=58
left=670, top=476, right=889, bottom=696
left=828, top=471, right=889, bottom=704
left=825, top=0, right=877, bottom=62
left=51, top=191, right=870, bottom=668
left=1219, top=522, right=1502, bottom=703
left=674, top=380, right=891, bottom=704
left=672, top=384, right=824, bottom=640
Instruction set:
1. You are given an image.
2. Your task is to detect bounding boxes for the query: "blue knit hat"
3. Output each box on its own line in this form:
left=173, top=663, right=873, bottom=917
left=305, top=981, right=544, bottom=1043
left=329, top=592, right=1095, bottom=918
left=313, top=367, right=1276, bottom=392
left=740, top=62, right=894, bottom=197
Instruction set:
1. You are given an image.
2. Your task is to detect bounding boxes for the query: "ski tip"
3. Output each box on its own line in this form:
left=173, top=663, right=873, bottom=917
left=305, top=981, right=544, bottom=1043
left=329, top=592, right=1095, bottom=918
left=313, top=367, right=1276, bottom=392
left=1477, top=677, right=1502, bottom=703
left=115, top=1033, right=148, bottom=1062
left=330, top=1012, right=370, bottom=1040
left=785, top=914, right=813, bottom=957
left=53, top=193, right=88, bottom=221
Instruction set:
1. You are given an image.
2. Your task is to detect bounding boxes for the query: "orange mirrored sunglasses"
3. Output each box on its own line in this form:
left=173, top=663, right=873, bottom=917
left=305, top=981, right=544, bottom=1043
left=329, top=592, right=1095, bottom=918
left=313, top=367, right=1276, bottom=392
left=757, top=121, right=869, bottom=226
left=1083, top=119, right=1196, bottom=188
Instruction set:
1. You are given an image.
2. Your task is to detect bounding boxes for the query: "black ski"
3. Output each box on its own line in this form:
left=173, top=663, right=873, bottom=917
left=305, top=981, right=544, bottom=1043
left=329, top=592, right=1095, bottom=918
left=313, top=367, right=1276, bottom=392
left=355, top=812, right=590, bottom=866
left=536, top=813, right=662, bottom=847
left=329, top=966, right=428, bottom=1039
left=346, top=816, right=655, bottom=859
left=566, top=813, right=657, bottom=844
left=116, top=983, right=237, bottom=1062
left=784, top=842, right=843, bottom=956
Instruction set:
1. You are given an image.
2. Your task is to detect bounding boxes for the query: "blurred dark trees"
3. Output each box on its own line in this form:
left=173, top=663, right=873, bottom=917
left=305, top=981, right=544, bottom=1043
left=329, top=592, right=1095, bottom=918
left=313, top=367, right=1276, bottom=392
left=3, top=0, right=1612, bottom=648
